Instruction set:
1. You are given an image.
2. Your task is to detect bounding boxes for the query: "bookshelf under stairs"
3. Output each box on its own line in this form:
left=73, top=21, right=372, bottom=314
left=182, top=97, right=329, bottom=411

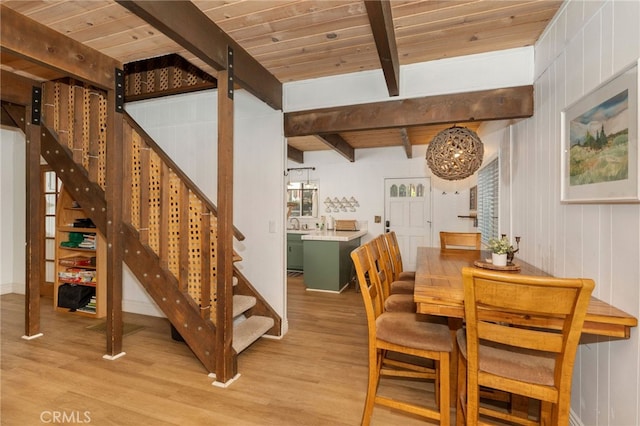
left=39, top=78, right=280, bottom=381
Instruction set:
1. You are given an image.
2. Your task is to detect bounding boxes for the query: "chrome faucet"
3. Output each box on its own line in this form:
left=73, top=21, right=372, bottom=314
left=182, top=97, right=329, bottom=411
left=290, top=217, right=300, bottom=230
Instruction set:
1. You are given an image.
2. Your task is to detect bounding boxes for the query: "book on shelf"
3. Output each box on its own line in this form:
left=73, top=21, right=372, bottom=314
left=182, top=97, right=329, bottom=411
left=58, top=268, right=96, bottom=284
left=78, top=296, right=97, bottom=313
left=60, top=232, right=96, bottom=250
left=59, top=256, right=96, bottom=267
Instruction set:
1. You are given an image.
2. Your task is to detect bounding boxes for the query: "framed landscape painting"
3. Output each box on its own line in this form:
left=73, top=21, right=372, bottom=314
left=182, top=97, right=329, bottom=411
left=561, top=60, right=639, bottom=203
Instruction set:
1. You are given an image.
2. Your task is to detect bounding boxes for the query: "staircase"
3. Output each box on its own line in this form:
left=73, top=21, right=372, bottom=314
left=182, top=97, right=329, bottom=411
left=39, top=78, right=280, bottom=379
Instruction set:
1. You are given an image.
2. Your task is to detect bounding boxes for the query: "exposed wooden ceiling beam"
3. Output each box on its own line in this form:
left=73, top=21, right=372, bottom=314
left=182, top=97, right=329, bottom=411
left=1, top=70, right=40, bottom=106
left=314, top=134, right=355, bottom=162
left=365, top=0, right=400, bottom=97
left=399, top=128, right=412, bottom=158
left=287, top=145, right=304, bottom=164
left=284, top=85, right=533, bottom=136
left=117, top=0, right=282, bottom=110
left=0, top=5, right=120, bottom=90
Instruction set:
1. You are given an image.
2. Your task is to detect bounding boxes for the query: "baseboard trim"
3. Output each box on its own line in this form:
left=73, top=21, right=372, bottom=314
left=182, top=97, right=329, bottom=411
left=103, top=352, right=126, bottom=361
left=21, top=333, right=44, bottom=340
left=210, top=373, right=241, bottom=388
left=1, top=283, right=23, bottom=295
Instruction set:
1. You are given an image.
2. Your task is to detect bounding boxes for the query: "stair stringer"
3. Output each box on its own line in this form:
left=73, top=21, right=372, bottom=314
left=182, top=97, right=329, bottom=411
left=121, top=223, right=217, bottom=372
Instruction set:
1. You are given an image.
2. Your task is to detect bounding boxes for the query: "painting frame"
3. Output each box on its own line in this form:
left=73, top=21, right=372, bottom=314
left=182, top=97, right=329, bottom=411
left=561, top=60, right=639, bottom=203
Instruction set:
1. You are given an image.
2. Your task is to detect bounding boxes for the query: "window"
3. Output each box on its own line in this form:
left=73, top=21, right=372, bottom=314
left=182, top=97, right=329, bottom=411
left=287, top=181, right=318, bottom=217
left=43, top=168, right=61, bottom=292
left=477, top=158, right=499, bottom=245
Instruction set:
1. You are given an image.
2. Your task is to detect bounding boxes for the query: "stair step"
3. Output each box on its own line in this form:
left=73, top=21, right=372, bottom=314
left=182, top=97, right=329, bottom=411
left=233, top=315, right=275, bottom=353
left=233, top=294, right=256, bottom=318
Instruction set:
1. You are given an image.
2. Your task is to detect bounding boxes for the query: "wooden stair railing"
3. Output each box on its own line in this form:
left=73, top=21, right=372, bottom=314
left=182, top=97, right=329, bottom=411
left=40, top=78, right=280, bottom=377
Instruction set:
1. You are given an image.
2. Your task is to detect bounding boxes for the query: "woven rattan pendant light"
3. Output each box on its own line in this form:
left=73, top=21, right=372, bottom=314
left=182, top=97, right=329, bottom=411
left=426, top=126, right=484, bottom=180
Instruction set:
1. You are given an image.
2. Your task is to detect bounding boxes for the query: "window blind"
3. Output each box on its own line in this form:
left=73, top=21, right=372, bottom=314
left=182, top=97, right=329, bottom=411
left=477, top=157, right=499, bottom=245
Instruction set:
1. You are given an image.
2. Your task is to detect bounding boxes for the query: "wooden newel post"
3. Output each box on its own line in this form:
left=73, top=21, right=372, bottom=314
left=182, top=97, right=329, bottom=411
left=104, top=69, right=125, bottom=359
left=214, top=49, right=237, bottom=384
left=24, top=86, right=43, bottom=339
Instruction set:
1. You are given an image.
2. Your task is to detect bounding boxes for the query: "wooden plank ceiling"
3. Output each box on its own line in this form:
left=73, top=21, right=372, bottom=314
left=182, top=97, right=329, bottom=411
left=0, top=0, right=561, bottom=158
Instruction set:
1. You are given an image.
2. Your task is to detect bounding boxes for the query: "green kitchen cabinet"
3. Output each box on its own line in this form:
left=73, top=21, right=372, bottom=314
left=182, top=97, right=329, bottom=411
left=287, top=233, right=304, bottom=271
left=302, top=238, right=361, bottom=292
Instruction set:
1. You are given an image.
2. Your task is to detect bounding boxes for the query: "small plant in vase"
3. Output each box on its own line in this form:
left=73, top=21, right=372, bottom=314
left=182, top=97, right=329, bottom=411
left=488, top=236, right=514, bottom=267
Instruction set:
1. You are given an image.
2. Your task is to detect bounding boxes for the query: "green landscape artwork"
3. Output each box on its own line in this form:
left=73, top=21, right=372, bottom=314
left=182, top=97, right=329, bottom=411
left=569, top=89, right=629, bottom=186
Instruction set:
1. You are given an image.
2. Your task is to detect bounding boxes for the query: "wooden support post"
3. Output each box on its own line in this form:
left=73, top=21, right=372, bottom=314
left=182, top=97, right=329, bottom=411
left=104, top=70, right=125, bottom=360
left=214, top=60, right=237, bottom=384
left=23, top=86, right=43, bottom=339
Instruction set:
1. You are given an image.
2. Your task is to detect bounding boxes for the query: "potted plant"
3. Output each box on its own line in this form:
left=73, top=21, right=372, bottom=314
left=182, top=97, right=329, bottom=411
left=487, top=236, right=513, bottom=267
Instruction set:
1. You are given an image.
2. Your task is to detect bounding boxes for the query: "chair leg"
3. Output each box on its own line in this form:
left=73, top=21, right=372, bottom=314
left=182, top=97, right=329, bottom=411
left=466, top=363, right=479, bottom=425
left=540, top=401, right=553, bottom=425
left=456, top=350, right=467, bottom=426
left=439, top=354, right=450, bottom=426
left=361, top=348, right=383, bottom=426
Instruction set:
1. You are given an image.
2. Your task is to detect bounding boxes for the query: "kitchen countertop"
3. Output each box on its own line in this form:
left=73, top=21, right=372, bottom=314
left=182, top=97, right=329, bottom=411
left=299, top=229, right=367, bottom=242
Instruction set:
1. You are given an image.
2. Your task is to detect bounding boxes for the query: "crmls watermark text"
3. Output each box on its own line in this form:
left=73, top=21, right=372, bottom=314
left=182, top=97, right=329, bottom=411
left=40, top=411, right=91, bottom=423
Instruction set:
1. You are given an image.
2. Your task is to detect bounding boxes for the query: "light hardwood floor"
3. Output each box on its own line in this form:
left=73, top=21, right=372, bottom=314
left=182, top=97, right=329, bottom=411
left=1, top=276, right=443, bottom=425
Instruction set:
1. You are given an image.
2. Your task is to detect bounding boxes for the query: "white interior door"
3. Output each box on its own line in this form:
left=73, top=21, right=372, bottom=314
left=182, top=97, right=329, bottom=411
left=384, top=178, right=431, bottom=271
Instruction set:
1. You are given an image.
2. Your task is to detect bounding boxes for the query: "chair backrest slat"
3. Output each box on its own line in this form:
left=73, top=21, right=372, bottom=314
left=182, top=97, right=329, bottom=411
left=351, top=245, right=384, bottom=321
left=440, top=232, right=481, bottom=249
left=370, top=235, right=395, bottom=299
left=479, top=321, right=564, bottom=353
left=474, top=278, right=582, bottom=315
left=383, top=232, right=404, bottom=280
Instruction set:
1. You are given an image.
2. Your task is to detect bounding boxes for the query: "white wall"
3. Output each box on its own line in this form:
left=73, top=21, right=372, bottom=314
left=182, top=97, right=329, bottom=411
left=285, top=46, right=534, bottom=109
left=513, top=1, right=640, bottom=424
left=0, top=127, right=26, bottom=295
left=287, top=146, right=480, bottom=248
left=125, top=90, right=286, bottom=325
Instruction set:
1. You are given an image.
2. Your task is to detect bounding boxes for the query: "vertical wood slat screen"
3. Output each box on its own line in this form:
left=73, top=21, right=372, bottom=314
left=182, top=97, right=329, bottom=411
left=477, top=157, right=499, bottom=245
left=44, top=79, right=222, bottom=326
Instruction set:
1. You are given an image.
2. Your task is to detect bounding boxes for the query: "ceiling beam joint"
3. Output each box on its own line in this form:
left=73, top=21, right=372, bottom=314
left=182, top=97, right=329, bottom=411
left=227, top=46, right=234, bottom=100
left=31, top=87, right=41, bottom=125
left=315, top=134, right=355, bottom=162
left=115, top=68, right=124, bottom=113
left=287, top=146, right=304, bottom=164
left=399, top=128, right=412, bottom=158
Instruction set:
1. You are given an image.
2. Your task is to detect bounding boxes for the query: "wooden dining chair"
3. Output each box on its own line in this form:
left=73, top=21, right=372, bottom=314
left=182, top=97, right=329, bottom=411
left=383, top=231, right=416, bottom=294
left=351, top=245, right=452, bottom=426
left=456, top=267, right=594, bottom=426
left=439, top=232, right=482, bottom=250
left=365, top=237, right=415, bottom=312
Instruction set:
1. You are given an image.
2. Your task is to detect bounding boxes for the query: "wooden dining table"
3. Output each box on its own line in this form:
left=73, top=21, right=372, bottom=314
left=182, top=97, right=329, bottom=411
left=414, top=247, right=637, bottom=339
left=413, top=246, right=638, bottom=415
